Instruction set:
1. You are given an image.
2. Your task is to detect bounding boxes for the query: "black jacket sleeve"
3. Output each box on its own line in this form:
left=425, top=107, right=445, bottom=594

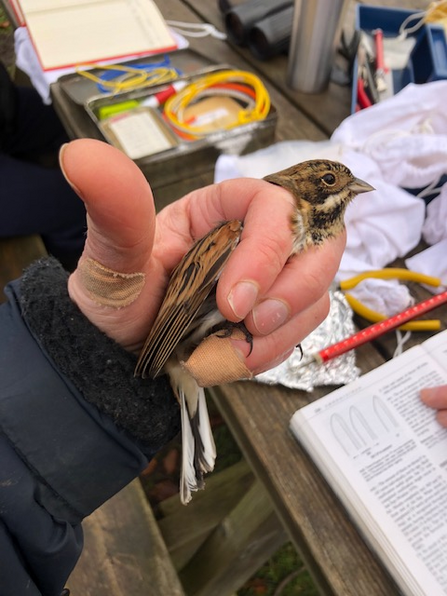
left=0, top=258, right=180, bottom=596
left=0, top=62, right=17, bottom=151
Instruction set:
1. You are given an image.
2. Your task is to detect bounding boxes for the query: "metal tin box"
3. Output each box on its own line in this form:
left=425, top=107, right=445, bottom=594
left=57, top=49, right=277, bottom=187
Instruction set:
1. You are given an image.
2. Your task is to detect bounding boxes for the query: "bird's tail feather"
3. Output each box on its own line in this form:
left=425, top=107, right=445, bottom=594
left=179, top=386, right=216, bottom=505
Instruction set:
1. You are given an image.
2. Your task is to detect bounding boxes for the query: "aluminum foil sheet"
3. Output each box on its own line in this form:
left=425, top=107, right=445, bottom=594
left=254, top=289, right=360, bottom=392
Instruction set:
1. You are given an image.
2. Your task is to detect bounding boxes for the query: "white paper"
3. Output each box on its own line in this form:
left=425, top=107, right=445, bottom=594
left=105, top=110, right=174, bottom=159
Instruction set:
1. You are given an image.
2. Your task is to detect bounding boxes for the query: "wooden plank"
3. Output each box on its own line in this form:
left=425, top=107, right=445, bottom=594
left=152, top=172, right=215, bottom=211
left=210, top=367, right=401, bottom=596
left=152, top=171, right=214, bottom=210
left=158, top=460, right=255, bottom=569
left=67, top=479, right=185, bottom=596
left=179, top=479, right=287, bottom=596
left=0, top=235, right=47, bottom=302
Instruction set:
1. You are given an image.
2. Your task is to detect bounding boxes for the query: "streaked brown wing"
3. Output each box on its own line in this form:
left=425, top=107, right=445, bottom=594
left=135, top=220, right=242, bottom=378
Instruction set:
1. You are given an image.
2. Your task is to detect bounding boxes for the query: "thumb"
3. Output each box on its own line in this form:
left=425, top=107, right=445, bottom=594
left=60, top=139, right=156, bottom=273
left=60, top=139, right=157, bottom=349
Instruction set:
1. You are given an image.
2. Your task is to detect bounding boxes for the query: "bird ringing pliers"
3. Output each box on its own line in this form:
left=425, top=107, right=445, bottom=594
left=339, top=268, right=444, bottom=331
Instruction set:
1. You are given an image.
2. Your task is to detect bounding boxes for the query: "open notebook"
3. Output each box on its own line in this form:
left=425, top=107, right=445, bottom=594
left=12, top=0, right=177, bottom=71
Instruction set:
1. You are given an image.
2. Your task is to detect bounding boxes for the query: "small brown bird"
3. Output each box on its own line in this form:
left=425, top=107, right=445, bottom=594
left=135, top=159, right=374, bottom=504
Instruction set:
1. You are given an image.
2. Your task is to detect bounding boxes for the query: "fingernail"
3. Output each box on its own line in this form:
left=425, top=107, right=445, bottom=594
left=252, top=299, right=289, bottom=335
left=228, top=281, right=258, bottom=319
left=59, top=143, right=83, bottom=197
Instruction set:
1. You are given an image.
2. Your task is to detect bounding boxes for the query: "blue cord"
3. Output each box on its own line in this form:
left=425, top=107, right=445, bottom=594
left=95, top=55, right=182, bottom=93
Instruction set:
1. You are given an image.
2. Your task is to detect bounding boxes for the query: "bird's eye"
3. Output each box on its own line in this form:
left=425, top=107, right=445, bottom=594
left=322, top=173, right=336, bottom=186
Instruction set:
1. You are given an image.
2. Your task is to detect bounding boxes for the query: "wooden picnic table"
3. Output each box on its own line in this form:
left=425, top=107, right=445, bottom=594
left=1, top=0, right=444, bottom=595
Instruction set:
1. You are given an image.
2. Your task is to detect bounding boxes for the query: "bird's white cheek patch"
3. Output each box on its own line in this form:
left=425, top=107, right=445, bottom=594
left=182, top=328, right=253, bottom=387
left=78, top=257, right=145, bottom=308
left=317, top=190, right=343, bottom=211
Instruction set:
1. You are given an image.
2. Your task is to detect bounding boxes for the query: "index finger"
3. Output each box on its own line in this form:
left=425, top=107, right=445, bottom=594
left=186, top=178, right=297, bottom=321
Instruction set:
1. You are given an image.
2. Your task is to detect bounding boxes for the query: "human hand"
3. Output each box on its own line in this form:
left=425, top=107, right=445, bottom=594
left=421, top=384, right=447, bottom=427
left=62, top=139, right=345, bottom=376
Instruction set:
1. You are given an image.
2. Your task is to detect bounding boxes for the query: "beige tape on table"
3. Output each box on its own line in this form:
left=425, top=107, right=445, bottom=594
left=182, top=328, right=253, bottom=388
left=78, top=257, right=145, bottom=308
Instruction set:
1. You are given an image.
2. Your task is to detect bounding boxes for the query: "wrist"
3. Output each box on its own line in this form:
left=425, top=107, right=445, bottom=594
left=68, top=261, right=145, bottom=353
left=18, top=257, right=180, bottom=450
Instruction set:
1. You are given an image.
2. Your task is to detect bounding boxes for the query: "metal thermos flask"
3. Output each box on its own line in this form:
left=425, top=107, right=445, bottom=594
left=286, top=0, right=349, bottom=93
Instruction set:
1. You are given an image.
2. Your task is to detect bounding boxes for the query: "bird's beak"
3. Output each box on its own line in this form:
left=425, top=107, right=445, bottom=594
left=349, top=177, right=375, bottom=194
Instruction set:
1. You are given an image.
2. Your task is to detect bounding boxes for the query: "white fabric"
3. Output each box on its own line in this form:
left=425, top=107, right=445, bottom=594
left=334, top=150, right=425, bottom=282
left=331, top=81, right=447, bottom=189
left=214, top=140, right=339, bottom=182
left=405, top=240, right=447, bottom=294
left=215, top=81, right=447, bottom=315
left=422, top=185, right=447, bottom=245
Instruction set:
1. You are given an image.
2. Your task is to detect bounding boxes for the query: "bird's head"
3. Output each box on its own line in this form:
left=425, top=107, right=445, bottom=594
left=264, top=159, right=374, bottom=251
left=265, top=159, right=374, bottom=209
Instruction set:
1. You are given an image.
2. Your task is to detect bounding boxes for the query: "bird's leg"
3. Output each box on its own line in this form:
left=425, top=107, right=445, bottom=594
left=214, top=321, right=254, bottom=356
